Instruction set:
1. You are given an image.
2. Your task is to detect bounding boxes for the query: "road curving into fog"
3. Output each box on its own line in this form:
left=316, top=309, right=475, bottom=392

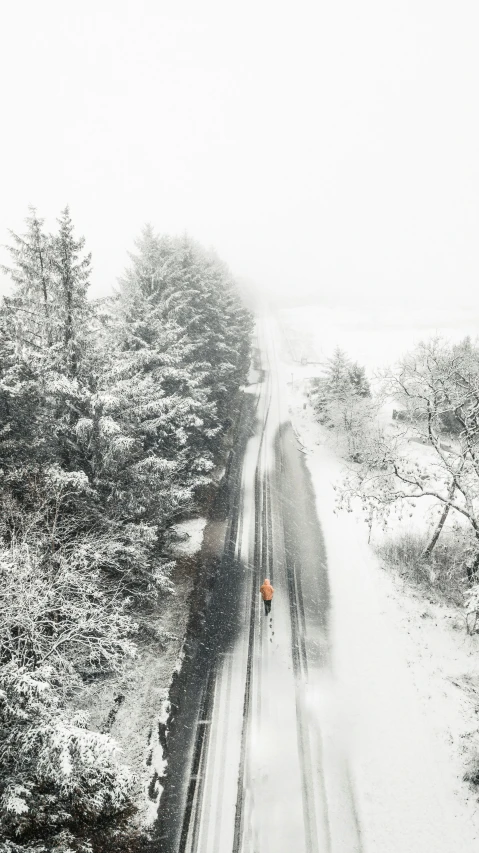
left=153, top=315, right=363, bottom=853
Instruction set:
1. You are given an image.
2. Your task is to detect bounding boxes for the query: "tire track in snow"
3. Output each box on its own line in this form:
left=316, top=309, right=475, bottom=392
left=272, top=337, right=329, bottom=853
left=178, top=666, right=216, bottom=853
left=210, top=652, right=235, bottom=853
left=277, top=416, right=364, bottom=853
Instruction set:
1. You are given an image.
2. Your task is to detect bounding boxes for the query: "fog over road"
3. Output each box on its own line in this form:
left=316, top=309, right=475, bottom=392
left=155, top=317, right=363, bottom=852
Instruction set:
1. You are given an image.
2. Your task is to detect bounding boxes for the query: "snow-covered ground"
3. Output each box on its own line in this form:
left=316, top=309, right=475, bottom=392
left=170, top=517, right=208, bottom=556
left=280, top=331, right=479, bottom=851
left=75, top=521, right=207, bottom=828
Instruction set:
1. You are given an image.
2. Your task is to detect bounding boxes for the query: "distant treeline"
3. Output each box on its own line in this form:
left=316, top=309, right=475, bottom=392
left=0, top=208, right=252, bottom=851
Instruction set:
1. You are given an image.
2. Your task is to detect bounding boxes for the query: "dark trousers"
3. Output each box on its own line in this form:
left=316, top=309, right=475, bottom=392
left=264, top=599, right=272, bottom=616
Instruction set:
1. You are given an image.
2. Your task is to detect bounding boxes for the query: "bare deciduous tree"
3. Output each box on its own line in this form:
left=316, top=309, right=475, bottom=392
left=337, top=338, right=479, bottom=573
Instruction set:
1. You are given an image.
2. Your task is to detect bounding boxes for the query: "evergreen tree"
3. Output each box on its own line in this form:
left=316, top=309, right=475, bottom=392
left=120, top=228, right=252, bottom=434
left=50, top=206, right=92, bottom=378
left=1, top=207, right=53, bottom=355
left=323, top=347, right=353, bottom=397
left=348, top=361, right=371, bottom=397
left=119, top=223, right=163, bottom=302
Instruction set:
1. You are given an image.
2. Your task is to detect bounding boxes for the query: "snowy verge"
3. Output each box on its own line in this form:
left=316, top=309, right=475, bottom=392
left=170, top=517, right=207, bottom=556
left=288, top=389, right=479, bottom=852
left=142, top=694, right=170, bottom=827
left=74, top=562, right=193, bottom=830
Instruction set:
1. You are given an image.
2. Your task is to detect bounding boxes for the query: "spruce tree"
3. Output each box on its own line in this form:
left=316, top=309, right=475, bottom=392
left=1, top=207, right=53, bottom=354
left=348, top=362, right=371, bottom=397
left=51, top=206, right=92, bottom=378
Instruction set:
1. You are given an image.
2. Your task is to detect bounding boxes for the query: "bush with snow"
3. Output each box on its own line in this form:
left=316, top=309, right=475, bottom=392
left=0, top=663, right=135, bottom=847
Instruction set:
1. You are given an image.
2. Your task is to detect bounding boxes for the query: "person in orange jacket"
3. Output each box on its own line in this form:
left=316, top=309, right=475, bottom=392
left=260, top=578, right=274, bottom=616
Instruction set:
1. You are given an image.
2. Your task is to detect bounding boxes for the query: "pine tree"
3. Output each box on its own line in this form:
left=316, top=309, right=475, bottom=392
left=157, top=234, right=252, bottom=426
left=348, top=361, right=371, bottom=397
left=323, top=347, right=352, bottom=397
left=112, top=260, right=218, bottom=514
left=120, top=223, right=163, bottom=302
left=0, top=207, right=98, bottom=481
left=121, top=228, right=252, bottom=436
left=50, top=206, right=92, bottom=378
left=1, top=207, right=53, bottom=355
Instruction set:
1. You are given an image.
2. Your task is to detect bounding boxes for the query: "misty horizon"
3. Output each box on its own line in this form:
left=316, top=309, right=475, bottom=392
left=2, top=0, right=479, bottom=313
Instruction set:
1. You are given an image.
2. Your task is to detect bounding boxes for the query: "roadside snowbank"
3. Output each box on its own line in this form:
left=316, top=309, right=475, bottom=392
left=288, top=390, right=479, bottom=852
left=170, top=517, right=207, bottom=556
left=75, top=560, right=194, bottom=829
left=143, top=695, right=170, bottom=827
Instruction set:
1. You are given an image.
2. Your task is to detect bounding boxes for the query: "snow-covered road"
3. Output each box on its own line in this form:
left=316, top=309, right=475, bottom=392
left=155, top=317, right=362, bottom=852
left=150, top=311, right=479, bottom=853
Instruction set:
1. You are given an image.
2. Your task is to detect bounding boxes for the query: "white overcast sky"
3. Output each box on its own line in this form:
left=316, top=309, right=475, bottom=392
left=1, top=0, right=478, bottom=310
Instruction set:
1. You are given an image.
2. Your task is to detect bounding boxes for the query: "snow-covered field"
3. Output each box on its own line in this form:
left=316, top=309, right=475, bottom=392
left=279, top=303, right=479, bottom=375
left=278, top=319, right=479, bottom=850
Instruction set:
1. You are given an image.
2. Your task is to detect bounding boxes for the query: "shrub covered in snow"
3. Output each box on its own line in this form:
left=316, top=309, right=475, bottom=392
left=375, top=531, right=468, bottom=605
left=0, top=663, right=135, bottom=848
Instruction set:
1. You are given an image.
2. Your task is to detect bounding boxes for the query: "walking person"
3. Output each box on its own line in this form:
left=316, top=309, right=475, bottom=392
left=260, top=577, right=274, bottom=616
